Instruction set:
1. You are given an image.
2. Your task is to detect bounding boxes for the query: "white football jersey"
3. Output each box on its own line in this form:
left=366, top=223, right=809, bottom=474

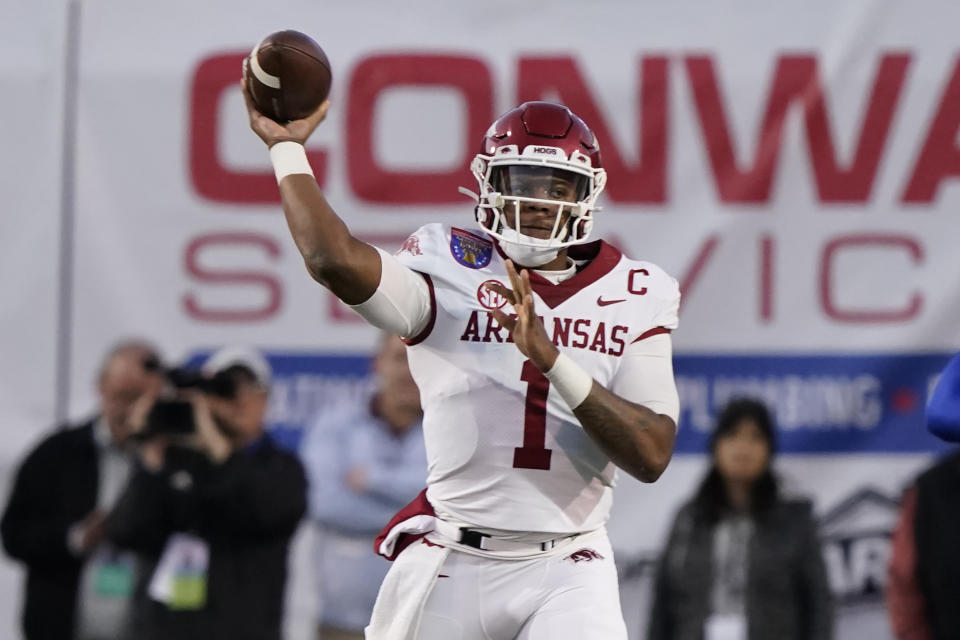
left=393, top=223, right=680, bottom=535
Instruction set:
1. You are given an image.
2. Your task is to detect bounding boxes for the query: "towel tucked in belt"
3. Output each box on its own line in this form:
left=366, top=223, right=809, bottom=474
left=374, top=488, right=437, bottom=560
left=367, top=489, right=448, bottom=639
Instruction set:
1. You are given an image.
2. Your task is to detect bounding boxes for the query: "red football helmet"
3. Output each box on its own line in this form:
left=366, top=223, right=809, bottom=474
left=460, top=102, right=608, bottom=263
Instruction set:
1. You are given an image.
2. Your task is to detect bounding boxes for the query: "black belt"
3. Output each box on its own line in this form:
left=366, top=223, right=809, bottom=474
left=457, top=527, right=562, bottom=552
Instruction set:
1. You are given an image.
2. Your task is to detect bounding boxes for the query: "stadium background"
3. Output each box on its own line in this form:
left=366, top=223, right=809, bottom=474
left=3, top=0, right=960, bottom=637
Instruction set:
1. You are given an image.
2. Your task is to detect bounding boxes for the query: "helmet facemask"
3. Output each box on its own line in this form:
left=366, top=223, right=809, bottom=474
left=460, top=144, right=608, bottom=266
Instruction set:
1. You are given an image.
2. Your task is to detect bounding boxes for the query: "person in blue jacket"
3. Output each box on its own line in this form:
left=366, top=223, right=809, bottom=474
left=928, top=352, right=960, bottom=441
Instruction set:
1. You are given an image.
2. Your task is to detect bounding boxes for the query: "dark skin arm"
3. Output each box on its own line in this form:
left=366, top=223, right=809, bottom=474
left=242, top=74, right=380, bottom=303
left=488, top=260, right=676, bottom=482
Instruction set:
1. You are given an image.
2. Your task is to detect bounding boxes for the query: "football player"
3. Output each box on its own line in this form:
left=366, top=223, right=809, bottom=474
left=243, top=81, right=680, bottom=640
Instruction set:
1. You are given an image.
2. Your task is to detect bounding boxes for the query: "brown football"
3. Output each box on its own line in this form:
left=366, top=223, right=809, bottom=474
left=245, top=30, right=332, bottom=123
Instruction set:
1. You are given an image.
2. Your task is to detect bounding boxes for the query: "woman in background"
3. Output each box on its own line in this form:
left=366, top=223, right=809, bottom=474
left=647, top=398, right=833, bottom=640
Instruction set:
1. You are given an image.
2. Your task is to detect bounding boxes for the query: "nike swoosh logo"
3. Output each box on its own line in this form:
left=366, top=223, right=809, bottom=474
left=597, top=297, right=626, bottom=306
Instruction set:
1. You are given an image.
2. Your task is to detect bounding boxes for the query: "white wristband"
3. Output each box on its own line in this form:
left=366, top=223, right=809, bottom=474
left=544, top=352, right=594, bottom=409
left=269, top=141, right=314, bottom=183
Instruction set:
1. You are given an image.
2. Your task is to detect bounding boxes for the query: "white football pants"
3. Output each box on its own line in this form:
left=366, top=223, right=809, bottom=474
left=415, top=528, right=627, bottom=640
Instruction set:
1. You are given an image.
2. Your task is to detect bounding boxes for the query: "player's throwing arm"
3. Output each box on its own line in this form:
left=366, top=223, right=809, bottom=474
left=241, top=69, right=381, bottom=305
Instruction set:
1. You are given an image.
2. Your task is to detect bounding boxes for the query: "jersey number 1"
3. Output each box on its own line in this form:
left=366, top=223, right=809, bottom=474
left=513, top=360, right=553, bottom=470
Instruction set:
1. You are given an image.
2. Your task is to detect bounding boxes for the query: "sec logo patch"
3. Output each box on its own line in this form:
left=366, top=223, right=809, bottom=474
left=477, top=280, right=508, bottom=310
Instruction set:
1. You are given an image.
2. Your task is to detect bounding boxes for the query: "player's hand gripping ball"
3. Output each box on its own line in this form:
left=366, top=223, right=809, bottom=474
left=244, top=30, right=331, bottom=123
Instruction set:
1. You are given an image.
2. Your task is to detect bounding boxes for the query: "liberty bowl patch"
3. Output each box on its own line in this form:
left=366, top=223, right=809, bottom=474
left=450, top=228, right=492, bottom=269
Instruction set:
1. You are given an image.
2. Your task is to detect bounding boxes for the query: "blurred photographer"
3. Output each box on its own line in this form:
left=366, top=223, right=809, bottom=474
left=107, top=346, right=307, bottom=640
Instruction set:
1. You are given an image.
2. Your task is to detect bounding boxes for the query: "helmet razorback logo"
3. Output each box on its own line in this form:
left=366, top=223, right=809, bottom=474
left=450, top=228, right=493, bottom=269
left=565, top=548, right=605, bottom=563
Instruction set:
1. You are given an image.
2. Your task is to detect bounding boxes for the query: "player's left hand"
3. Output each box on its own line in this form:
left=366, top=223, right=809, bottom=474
left=487, top=260, right=560, bottom=372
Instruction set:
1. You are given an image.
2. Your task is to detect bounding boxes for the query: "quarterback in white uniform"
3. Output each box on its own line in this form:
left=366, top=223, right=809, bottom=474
left=243, top=81, right=680, bottom=640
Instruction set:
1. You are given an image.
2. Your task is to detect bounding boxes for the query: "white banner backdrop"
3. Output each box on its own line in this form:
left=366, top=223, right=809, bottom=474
left=0, top=2, right=70, bottom=635
left=0, top=0, right=69, bottom=458
left=4, top=1, right=960, bottom=638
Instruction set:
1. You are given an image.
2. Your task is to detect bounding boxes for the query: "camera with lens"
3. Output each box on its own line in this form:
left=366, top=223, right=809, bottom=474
left=137, top=364, right=240, bottom=439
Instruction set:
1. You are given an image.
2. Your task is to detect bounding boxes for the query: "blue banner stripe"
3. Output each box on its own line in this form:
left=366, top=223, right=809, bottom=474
left=184, top=351, right=953, bottom=454
left=673, top=354, right=952, bottom=454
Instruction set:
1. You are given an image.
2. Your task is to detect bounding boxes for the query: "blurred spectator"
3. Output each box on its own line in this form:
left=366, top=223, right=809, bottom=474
left=299, top=334, right=426, bottom=640
left=1, top=339, right=164, bottom=640
left=886, top=351, right=960, bottom=639
left=887, top=450, right=960, bottom=640
left=107, top=346, right=307, bottom=640
left=648, top=398, right=833, bottom=640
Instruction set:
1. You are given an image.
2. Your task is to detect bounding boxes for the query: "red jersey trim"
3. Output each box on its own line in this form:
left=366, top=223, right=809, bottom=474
left=631, top=326, right=671, bottom=344
left=402, top=273, right=436, bottom=347
left=491, top=239, right=624, bottom=309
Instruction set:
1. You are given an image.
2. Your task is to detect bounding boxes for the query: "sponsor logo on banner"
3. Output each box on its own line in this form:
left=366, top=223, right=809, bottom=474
left=820, top=487, right=901, bottom=606
left=674, top=354, right=952, bottom=453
